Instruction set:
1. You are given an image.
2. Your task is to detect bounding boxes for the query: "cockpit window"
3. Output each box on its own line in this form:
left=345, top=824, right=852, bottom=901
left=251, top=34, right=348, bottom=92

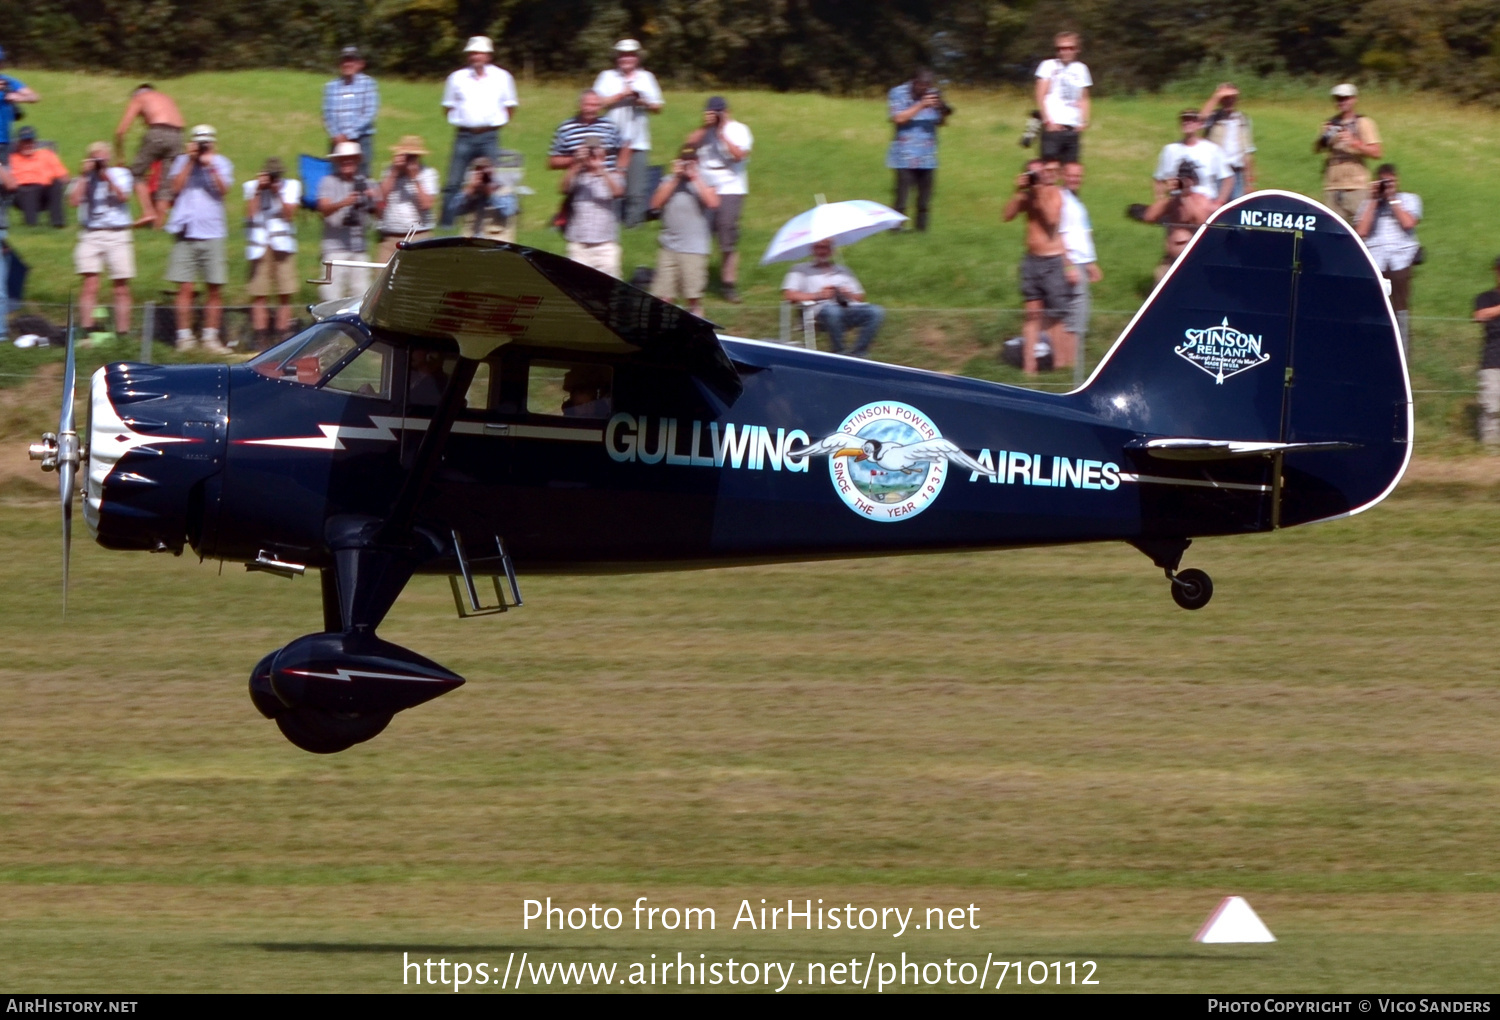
left=325, top=342, right=392, bottom=399
left=527, top=361, right=613, bottom=419
left=249, top=322, right=369, bottom=387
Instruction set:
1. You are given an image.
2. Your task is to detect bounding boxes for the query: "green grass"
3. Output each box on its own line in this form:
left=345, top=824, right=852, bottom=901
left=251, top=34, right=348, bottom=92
left=2, top=483, right=1500, bottom=991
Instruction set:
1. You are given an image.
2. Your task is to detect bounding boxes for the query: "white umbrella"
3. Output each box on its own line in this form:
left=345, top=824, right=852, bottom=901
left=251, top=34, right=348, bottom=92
left=760, top=199, right=908, bottom=265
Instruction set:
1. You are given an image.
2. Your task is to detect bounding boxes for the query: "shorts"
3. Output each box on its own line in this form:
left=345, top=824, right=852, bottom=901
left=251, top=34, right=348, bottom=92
left=131, top=125, right=184, bottom=201
left=1020, top=252, right=1069, bottom=317
left=652, top=248, right=708, bottom=302
left=246, top=250, right=298, bottom=296
left=566, top=240, right=622, bottom=280
left=709, top=194, right=744, bottom=253
left=1040, top=128, right=1080, bottom=164
left=166, top=236, right=228, bottom=285
left=73, top=229, right=136, bottom=279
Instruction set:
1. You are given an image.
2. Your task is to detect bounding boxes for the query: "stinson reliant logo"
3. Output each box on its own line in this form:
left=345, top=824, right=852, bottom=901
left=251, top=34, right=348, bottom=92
left=1175, top=317, right=1271, bottom=384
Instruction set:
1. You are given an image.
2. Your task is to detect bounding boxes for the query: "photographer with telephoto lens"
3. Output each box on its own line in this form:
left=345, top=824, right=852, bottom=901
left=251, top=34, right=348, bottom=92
left=1138, top=157, right=1212, bottom=281
left=1003, top=157, right=1075, bottom=374
left=561, top=137, right=624, bottom=279
left=68, top=141, right=135, bottom=343
left=887, top=68, right=949, bottom=233
left=315, top=140, right=379, bottom=301
left=242, top=156, right=300, bottom=348
left=164, top=124, right=234, bottom=351
left=376, top=135, right=438, bottom=262
left=1356, top=163, right=1421, bottom=354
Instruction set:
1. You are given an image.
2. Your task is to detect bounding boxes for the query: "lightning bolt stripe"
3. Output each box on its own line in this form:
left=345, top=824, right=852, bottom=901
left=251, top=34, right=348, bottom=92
left=236, top=416, right=603, bottom=449
left=282, top=667, right=454, bottom=684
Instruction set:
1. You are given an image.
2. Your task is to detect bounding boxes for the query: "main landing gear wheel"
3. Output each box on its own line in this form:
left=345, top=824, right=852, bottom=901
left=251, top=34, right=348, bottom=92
left=1169, top=568, right=1214, bottom=610
left=274, top=707, right=392, bottom=755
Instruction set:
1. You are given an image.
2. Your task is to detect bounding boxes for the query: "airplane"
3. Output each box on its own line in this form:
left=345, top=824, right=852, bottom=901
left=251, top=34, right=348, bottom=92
left=26, top=190, right=1411, bottom=754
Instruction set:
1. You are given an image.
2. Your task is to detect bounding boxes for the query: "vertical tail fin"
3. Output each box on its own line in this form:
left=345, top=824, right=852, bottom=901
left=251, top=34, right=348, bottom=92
left=1079, top=190, right=1411, bottom=525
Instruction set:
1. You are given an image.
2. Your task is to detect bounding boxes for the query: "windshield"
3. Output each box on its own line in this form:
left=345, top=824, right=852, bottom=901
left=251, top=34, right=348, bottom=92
left=249, top=322, right=370, bottom=386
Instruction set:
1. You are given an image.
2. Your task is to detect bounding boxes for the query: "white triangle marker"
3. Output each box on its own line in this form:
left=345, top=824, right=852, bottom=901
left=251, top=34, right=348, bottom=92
left=1193, top=896, right=1276, bottom=943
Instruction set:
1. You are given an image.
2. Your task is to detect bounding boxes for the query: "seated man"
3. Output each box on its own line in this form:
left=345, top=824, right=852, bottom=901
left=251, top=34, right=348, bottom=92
left=781, top=238, right=885, bottom=357
left=10, top=126, right=68, bottom=227
left=451, top=156, right=518, bottom=242
left=560, top=364, right=612, bottom=418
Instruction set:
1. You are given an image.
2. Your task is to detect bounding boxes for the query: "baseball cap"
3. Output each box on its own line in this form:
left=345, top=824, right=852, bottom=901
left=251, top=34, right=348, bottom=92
left=16, top=125, right=35, bottom=141
left=330, top=140, right=363, bottom=159
left=190, top=124, right=217, bottom=142
left=463, top=36, right=494, bottom=54
left=705, top=96, right=727, bottom=112
left=339, top=45, right=362, bottom=61
left=261, top=156, right=285, bottom=175
left=1331, top=83, right=1358, bottom=98
left=614, top=38, right=642, bottom=53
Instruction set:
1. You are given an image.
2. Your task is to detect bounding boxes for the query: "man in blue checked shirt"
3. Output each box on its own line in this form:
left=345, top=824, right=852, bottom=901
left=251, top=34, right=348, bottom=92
left=323, top=46, right=378, bottom=178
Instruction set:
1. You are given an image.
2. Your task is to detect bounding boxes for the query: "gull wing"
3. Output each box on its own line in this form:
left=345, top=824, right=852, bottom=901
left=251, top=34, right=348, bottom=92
left=794, top=431, right=869, bottom=457
left=900, top=438, right=996, bottom=476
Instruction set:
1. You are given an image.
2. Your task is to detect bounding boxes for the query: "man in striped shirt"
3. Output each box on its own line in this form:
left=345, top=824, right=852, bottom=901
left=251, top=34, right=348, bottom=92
left=547, top=90, right=627, bottom=173
left=323, top=46, right=379, bottom=178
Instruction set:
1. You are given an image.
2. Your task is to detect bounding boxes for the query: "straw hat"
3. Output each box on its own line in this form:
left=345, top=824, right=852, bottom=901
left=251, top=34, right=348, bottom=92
left=391, top=135, right=429, bottom=156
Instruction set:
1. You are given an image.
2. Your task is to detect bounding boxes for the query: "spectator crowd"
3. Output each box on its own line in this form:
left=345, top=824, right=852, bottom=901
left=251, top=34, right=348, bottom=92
left=0, top=27, right=1493, bottom=446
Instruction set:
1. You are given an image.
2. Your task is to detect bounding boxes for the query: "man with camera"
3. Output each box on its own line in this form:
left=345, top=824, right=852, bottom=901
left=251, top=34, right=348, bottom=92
left=1138, top=158, right=1213, bottom=280
left=1316, top=83, right=1381, bottom=223
left=439, top=36, right=517, bottom=228
left=594, top=39, right=663, bottom=228
left=1356, top=164, right=1421, bottom=354
left=688, top=96, right=753, bottom=302
left=1199, top=83, right=1255, bottom=200
left=1154, top=109, right=1232, bottom=209
left=454, top=155, right=519, bottom=242
left=113, top=84, right=183, bottom=229
left=375, top=135, right=438, bottom=263
left=315, top=139, right=379, bottom=301
left=1034, top=32, right=1091, bottom=164
left=560, top=139, right=624, bottom=279
left=67, top=141, right=134, bottom=343
left=886, top=69, right=949, bottom=234
left=9, top=125, right=68, bottom=228
left=781, top=239, right=885, bottom=357
left=164, top=124, right=233, bottom=352
left=0, top=46, right=39, bottom=162
left=242, top=156, right=300, bottom=349
left=649, top=144, right=718, bottom=318
left=1003, top=158, right=1074, bottom=375
left=323, top=46, right=379, bottom=180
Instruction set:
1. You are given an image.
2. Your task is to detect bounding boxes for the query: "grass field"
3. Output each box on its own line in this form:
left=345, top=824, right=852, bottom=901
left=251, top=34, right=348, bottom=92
left=2, top=478, right=1500, bottom=992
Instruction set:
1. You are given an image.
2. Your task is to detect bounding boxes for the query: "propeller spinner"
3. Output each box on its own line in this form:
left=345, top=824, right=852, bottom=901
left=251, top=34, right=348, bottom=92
left=26, top=310, right=81, bottom=613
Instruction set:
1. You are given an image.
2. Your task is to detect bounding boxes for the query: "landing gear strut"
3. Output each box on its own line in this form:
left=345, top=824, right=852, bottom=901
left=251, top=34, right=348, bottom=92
left=1130, top=537, right=1214, bottom=611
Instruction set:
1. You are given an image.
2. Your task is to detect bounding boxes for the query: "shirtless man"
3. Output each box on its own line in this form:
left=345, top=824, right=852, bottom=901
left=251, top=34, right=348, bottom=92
left=1002, top=158, right=1074, bottom=374
left=1140, top=161, right=1213, bottom=280
left=113, top=84, right=185, bottom=228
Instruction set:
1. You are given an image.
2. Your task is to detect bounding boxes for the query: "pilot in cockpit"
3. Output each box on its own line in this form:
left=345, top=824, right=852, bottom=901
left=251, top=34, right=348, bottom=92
left=560, top=365, right=612, bottom=418
left=407, top=349, right=448, bottom=406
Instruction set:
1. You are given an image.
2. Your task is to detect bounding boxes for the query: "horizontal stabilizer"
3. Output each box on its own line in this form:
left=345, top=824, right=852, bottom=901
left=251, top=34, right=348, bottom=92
left=1127, top=438, right=1360, bottom=461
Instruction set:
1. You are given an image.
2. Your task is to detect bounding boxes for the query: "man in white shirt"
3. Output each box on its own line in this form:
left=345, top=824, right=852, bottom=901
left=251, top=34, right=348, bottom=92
left=68, top=141, right=135, bottom=342
left=1356, top=163, right=1422, bottom=354
left=1199, top=83, right=1255, bottom=199
left=1034, top=32, right=1091, bottom=164
left=781, top=240, right=885, bottom=357
left=1154, top=108, right=1232, bottom=207
left=686, top=96, right=752, bottom=303
left=439, top=36, right=517, bottom=227
left=242, top=156, right=301, bottom=348
left=1059, top=162, right=1102, bottom=378
left=593, top=39, right=663, bottom=227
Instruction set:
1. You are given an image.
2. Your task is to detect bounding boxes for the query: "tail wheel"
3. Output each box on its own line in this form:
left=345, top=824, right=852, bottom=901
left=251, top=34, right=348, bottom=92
left=1170, top=568, right=1214, bottom=610
left=275, top=708, right=392, bottom=754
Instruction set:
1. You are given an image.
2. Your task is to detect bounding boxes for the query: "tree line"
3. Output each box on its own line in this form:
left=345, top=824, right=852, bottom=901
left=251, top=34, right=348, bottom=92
left=0, top=0, right=1495, bottom=99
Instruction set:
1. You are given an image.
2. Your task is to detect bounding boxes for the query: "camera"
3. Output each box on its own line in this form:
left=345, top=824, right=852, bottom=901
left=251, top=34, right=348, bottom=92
left=1020, top=109, right=1042, bottom=148
left=342, top=174, right=374, bottom=226
left=1171, top=158, right=1199, bottom=193
left=1024, top=169, right=1040, bottom=187
left=833, top=287, right=850, bottom=308
left=1319, top=119, right=1344, bottom=148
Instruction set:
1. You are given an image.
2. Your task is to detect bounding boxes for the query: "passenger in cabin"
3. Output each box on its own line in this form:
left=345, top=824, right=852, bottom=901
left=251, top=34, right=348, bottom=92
left=407, top=349, right=447, bottom=406
left=560, top=365, right=612, bottom=418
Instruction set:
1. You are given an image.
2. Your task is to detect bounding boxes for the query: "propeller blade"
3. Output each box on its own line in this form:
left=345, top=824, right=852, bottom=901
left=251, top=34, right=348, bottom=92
left=58, top=304, right=77, bottom=615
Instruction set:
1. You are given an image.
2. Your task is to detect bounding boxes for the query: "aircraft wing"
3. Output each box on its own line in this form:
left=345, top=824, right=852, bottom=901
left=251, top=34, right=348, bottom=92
left=1127, top=438, right=1360, bottom=461
left=359, top=237, right=742, bottom=402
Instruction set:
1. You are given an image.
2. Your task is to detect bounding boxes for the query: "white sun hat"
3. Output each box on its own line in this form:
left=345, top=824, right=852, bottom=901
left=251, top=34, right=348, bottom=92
left=464, top=36, right=494, bottom=54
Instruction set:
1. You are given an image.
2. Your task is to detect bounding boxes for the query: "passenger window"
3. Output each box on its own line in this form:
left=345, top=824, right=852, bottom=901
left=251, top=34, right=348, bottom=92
left=324, top=342, right=392, bottom=399
left=405, top=353, right=495, bottom=410
left=526, top=361, right=613, bottom=419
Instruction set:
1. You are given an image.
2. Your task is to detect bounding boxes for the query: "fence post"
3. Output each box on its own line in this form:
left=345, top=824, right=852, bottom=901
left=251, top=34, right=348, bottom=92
left=140, top=302, right=154, bottom=363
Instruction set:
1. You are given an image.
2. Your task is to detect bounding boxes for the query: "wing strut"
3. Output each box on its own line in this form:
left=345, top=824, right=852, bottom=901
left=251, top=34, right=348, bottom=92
left=377, top=357, right=479, bottom=544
